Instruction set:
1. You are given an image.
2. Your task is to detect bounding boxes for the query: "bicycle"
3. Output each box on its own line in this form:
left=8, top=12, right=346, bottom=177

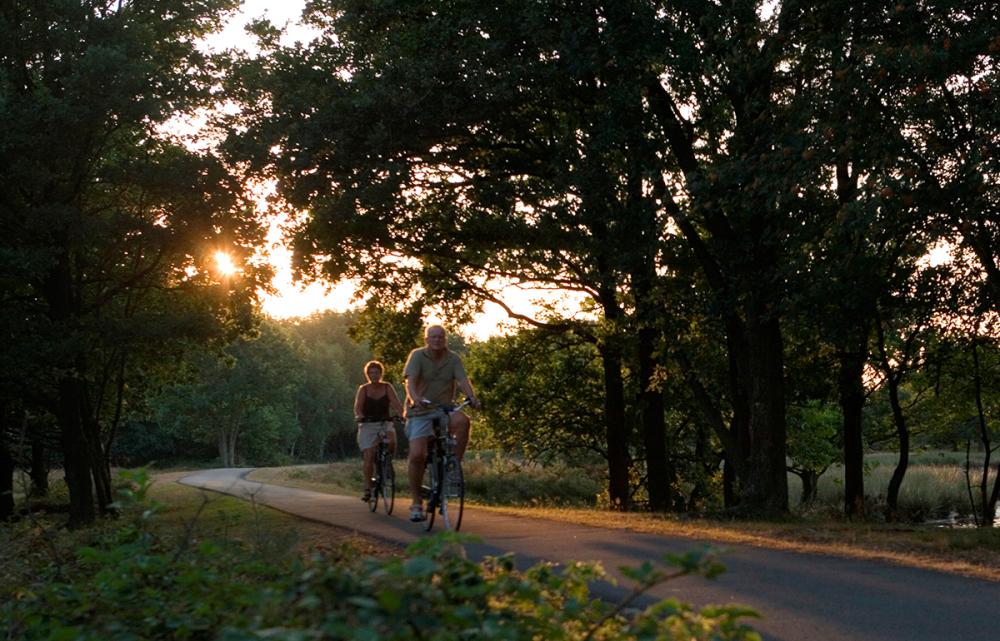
left=420, top=399, right=470, bottom=531
left=362, top=419, right=397, bottom=515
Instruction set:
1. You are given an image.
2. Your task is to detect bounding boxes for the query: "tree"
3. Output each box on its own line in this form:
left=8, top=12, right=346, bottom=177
left=786, top=402, right=841, bottom=506
left=155, top=321, right=303, bottom=466
left=465, top=330, right=608, bottom=464
left=225, top=0, right=998, bottom=516
left=286, top=312, right=372, bottom=460
left=0, top=0, right=261, bottom=525
left=226, top=0, right=808, bottom=514
left=226, top=0, right=670, bottom=509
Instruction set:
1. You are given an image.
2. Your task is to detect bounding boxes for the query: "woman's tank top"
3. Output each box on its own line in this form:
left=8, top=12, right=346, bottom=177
left=362, top=384, right=391, bottom=420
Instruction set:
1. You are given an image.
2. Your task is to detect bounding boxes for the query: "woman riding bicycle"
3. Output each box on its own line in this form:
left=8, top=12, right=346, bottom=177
left=353, top=360, right=404, bottom=502
left=402, top=325, right=480, bottom=522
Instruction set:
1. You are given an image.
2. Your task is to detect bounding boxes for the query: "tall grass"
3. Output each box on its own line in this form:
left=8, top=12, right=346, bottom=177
left=249, top=453, right=605, bottom=507
left=462, top=454, right=604, bottom=507
left=800, top=451, right=999, bottom=523
left=250, top=449, right=997, bottom=523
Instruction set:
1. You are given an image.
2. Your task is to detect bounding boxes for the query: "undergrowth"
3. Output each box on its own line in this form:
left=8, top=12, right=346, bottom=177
left=1, top=468, right=761, bottom=641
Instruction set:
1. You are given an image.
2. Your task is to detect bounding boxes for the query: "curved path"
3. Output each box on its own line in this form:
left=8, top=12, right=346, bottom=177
left=179, top=468, right=998, bottom=641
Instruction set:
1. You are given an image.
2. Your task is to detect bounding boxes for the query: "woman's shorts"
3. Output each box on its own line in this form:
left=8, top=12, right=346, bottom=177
left=404, top=411, right=448, bottom=440
left=357, top=421, right=394, bottom=451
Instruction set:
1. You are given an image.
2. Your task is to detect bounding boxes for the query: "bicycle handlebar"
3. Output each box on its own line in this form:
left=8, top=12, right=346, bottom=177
left=419, top=398, right=475, bottom=412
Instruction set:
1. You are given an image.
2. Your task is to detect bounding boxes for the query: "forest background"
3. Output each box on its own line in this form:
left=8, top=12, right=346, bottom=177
left=1, top=0, right=999, bottom=534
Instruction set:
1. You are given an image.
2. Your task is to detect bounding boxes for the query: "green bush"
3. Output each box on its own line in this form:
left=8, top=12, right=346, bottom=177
left=2, top=470, right=761, bottom=641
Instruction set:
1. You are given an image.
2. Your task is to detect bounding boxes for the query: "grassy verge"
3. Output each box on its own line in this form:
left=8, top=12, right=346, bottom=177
left=148, top=470, right=391, bottom=557
left=474, top=505, right=1000, bottom=582
left=0, top=469, right=394, bottom=600
left=246, top=462, right=1000, bottom=582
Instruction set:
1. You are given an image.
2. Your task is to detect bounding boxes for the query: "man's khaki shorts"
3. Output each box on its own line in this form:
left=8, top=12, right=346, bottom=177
left=405, top=411, right=448, bottom=440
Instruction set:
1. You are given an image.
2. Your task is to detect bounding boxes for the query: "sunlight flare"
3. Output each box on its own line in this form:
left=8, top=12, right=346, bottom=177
left=214, top=250, right=239, bottom=277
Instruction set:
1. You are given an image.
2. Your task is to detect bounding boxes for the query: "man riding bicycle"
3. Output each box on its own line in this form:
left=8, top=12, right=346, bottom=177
left=403, top=325, right=480, bottom=522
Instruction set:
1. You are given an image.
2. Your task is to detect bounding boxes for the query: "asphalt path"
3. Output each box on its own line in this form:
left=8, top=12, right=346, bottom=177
left=178, top=468, right=999, bottom=641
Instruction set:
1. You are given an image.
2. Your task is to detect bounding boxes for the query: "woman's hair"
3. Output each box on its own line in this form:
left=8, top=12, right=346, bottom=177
left=363, top=360, right=385, bottom=383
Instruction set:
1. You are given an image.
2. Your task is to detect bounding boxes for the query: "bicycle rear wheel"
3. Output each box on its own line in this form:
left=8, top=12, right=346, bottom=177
left=380, top=453, right=395, bottom=515
left=440, top=457, right=464, bottom=531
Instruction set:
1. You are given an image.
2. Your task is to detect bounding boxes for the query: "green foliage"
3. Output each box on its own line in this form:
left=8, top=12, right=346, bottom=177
left=348, top=302, right=426, bottom=378
left=153, top=321, right=304, bottom=466
left=228, top=535, right=758, bottom=641
left=0, top=0, right=260, bottom=524
left=134, top=312, right=372, bottom=467
left=111, top=420, right=216, bottom=468
left=3, top=471, right=291, bottom=641
left=466, top=331, right=607, bottom=462
left=787, top=402, right=841, bottom=475
left=2, top=470, right=760, bottom=641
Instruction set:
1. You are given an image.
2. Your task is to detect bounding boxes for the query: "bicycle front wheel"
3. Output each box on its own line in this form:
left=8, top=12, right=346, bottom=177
left=440, top=457, right=464, bottom=531
left=368, top=471, right=379, bottom=513
left=380, top=454, right=395, bottom=515
left=423, top=457, right=439, bottom=532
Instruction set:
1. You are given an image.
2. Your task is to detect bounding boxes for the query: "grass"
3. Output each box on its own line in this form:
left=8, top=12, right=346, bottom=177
left=8, top=454, right=998, bottom=590
left=245, top=455, right=1000, bottom=583
left=807, top=452, right=998, bottom=524
left=0, top=469, right=395, bottom=600
left=246, top=455, right=604, bottom=507
left=472, top=505, right=1000, bottom=582
left=147, top=470, right=389, bottom=556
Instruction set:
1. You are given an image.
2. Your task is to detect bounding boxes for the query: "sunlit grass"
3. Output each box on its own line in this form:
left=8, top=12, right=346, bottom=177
left=247, top=455, right=604, bottom=508
left=0, top=469, right=389, bottom=600
left=244, top=452, right=1000, bottom=582
left=807, top=451, right=998, bottom=523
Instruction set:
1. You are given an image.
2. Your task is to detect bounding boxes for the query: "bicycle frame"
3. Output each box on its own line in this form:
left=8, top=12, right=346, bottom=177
left=421, top=400, right=469, bottom=531
left=367, top=422, right=395, bottom=515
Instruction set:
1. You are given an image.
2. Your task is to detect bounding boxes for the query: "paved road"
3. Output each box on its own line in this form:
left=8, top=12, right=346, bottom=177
left=178, top=468, right=998, bottom=641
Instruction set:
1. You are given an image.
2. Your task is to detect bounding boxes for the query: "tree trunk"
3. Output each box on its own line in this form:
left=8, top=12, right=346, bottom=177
left=739, top=314, right=788, bottom=515
left=58, top=376, right=96, bottom=527
left=46, top=244, right=98, bottom=526
left=29, top=432, right=49, bottom=497
left=220, top=431, right=236, bottom=467
left=800, top=470, right=819, bottom=506
left=0, top=436, right=14, bottom=521
left=884, top=377, right=909, bottom=521
left=86, top=415, right=114, bottom=516
left=877, top=321, right=909, bottom=521
left=723, top=456, right=737, bottom=508
left=599, top=343, right=630, bottom=510
left=638, top=325, right=671, bottom=511
left=724, top=323, right=752, bottom=508
left=625, top=91, right=673, bottom=513
left=838, top=344, right=867, bottom=519
left=972, top=341, right=996, bottom=528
